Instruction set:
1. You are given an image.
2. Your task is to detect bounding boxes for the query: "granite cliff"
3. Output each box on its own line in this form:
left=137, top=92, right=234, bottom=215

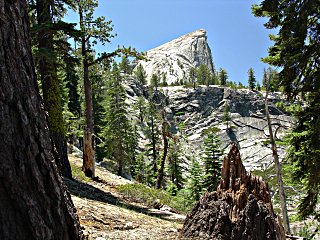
left=134, top=29, right=215, bottom=85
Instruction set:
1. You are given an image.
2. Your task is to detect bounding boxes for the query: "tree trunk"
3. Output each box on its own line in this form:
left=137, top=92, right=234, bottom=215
left=155, top=121, right=169, bottom=189
left=36, top=0, right=72, bottom=178
left=182, top=144, right=285, bottom=240
left=0, top=1, right=82, bottom=239
left=151, top=116, right=158, bottom=173
left=265, top=83, right=290, bottom=234
left=80, top=10, right=95, bottom=178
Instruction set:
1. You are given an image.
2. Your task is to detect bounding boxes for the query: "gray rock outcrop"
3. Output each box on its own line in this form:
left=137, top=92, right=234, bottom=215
left=134, top=29, right=214, bottom=85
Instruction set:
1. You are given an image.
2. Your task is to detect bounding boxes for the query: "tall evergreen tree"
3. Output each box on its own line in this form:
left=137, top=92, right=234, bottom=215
left=253, top=0, right=320, bottom=220
left=196, top=64, right=211, bottom=86
left=119, top=55, right=131, bottom=74
left=134, top=63, right=147, bottom=85
left=74, top=0, right=119, bottom=177
left=144, top=98, right=161, bottom=185
left=223, top=103, right=231, bottom=130
left=167, top=137, right=186, bottom=190
left=102, top=62, right=134, bottom=177
left=188, top=157, right=204, bottom=201
left=34, top=0, right=72, bottom=177
left=218, top=68, right=228, bottom=86
left=188, top=67, right=197, bottom=89
left=201, top=127, right=222, bottom=192
left=247, top=67, right=256, bottom=90
left=262, top=68, right=268, bottom=89
left=150, top=73, right=160, bottom=91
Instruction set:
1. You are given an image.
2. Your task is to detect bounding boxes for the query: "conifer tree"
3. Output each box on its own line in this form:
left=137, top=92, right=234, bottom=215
left=247, top=67, right=256, bottom=90
left=223, top=103, right=231, bottom=130
left=188, top=67, right=197, bottom=89
left=253, top=0, right=320, bottom=222
left=262, top=68, right=268, bottom=89
left=74, top=0, right=120, bottom=177
left=167, top=138, right=186, bottom=190
left=201, top=127, right=222, bottom=192
left=134, top=63, right=147, bottom=85
left=188, top=157, right=203, bottom=201
left=119, top=55, right=132, bottom=74
left=144, top=98, right=161, bottom=185
left=33, top=0, right=75, bottom=178
left=102, top=62, right=134, bottom=177
left=196, top=64, right=211, bottom=86
left=150, top=73, right=160, bottom=91
left=218, top=68, right=228, bottom=86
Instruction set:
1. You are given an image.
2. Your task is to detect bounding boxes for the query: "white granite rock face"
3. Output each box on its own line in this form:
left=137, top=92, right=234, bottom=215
left=134, top=29, right=215, bottom=85
left=123, top=77, right=292, bottom=172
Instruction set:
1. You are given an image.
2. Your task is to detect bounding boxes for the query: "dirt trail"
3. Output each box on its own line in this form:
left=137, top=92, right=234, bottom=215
left=66, top=155, right=185, bottom=240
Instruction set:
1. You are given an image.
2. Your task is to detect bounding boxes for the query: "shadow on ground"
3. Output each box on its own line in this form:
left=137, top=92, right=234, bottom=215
left=64, top=178, right=177, bottom=221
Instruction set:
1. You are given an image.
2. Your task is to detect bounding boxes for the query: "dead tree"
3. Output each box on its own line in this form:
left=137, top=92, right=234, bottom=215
left=182, top=143, right=285, bottom=240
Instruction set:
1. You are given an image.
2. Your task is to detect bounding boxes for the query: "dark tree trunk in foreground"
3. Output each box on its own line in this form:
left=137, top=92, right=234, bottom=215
left=36, top=0, right=72, bottom=178
left=182, top=144, right=285, bottom=240
left=0, top=1, right=82, bottom=239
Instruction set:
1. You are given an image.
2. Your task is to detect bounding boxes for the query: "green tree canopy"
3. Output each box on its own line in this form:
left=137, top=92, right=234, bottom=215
left=253, top=0, right=320, bottom=220
left=247, top=67, right=256, bottom=90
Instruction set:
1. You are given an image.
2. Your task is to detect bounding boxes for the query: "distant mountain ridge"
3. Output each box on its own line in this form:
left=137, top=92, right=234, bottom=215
left=135, top=29, right=215, bottom=85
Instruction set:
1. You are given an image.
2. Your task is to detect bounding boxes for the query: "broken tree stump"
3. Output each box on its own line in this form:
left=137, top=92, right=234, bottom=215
left=182, top=143, right=285, bottom=240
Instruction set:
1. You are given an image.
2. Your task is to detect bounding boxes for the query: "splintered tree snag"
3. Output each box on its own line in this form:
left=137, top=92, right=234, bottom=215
left=182, top=143, right=286, bottom=240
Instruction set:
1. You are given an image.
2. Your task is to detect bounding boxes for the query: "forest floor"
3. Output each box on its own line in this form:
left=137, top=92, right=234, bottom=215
left=65, top=155, right=186, bottom=240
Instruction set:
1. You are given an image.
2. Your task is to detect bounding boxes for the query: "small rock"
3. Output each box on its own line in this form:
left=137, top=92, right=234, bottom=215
left=124, top=222, right=134, bottom=230
left=95, top=237, right=106, bottom=240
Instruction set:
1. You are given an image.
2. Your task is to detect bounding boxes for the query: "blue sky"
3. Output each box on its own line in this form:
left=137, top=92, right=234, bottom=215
left=65, top=0, right=277, bottom=85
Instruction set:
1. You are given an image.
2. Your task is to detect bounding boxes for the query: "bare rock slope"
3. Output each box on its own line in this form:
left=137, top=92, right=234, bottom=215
left=135, top=29, right=214, bottom=84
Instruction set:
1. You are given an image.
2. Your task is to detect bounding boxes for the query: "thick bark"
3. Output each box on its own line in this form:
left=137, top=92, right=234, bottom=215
left=80, top=10, right=95, bottom=178
left=265, top=85, right=290, bottom=234
left=0, top=1, right=82, bottom=239
left=182, top=144, right=285, bottom=240
left=155, top=121, right=169, bottom=189
left=36, top=0, right=72, bottom=178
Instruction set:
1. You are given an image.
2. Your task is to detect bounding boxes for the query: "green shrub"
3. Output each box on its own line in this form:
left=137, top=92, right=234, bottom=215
left=117, top=184, right=172, bottom=206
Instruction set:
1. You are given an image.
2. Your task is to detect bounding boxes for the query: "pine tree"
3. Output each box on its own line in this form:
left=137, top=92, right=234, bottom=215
left=188, top=157, right=203, bottom=201
left=218, top=68, right=228, bottom=86
left=119, top=55, right=132, bottom=74
left=144, top=98, right=161, bottom=185
left=201, top=127, right=222, bottom=192
left=33, top=0, right=73, bottom=177
left=167, top=138, right=186, bottom=190
left=253, top=0, right=320, bottom=224
left=134, top=63, right=147, bottom=85
left=150, top=73, right=160, bottom=91
left=102, top=62, right=134, bottom=177
left=247, top=67, right=256, bottom=90
left=188, top=67, right=197, bottom=89
left=262, top=68, right=268, bottom=89
left=223, top=103, right=231, bottom=130
left=74, top=0, right=120, bottom=177
left=196, top=64, right=211, bottom=86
